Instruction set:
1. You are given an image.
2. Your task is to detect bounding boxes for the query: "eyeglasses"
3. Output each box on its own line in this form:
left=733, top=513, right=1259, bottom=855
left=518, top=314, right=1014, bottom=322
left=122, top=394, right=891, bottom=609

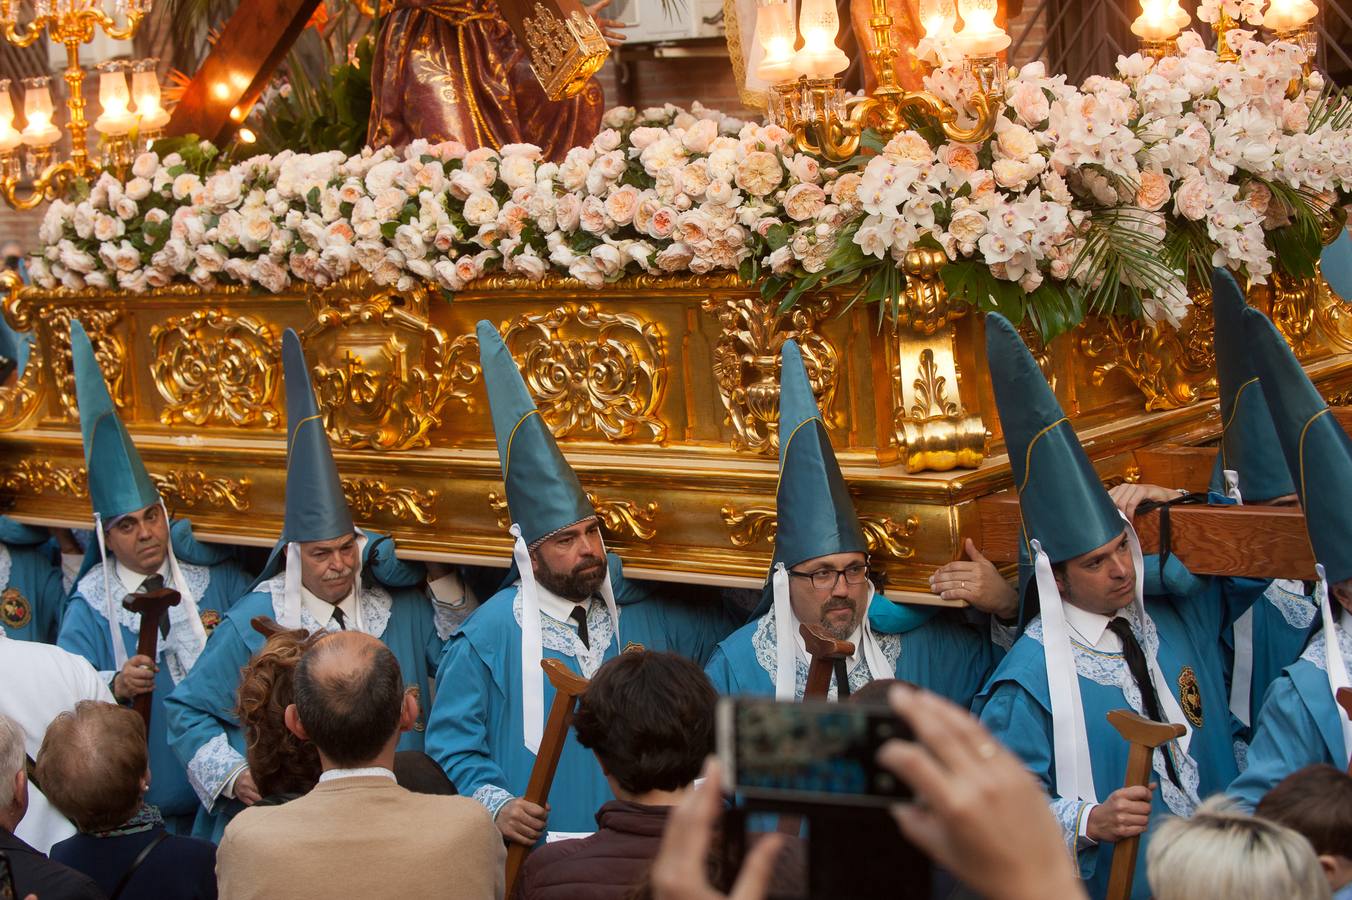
left=788, top=562, right=870, bottom=591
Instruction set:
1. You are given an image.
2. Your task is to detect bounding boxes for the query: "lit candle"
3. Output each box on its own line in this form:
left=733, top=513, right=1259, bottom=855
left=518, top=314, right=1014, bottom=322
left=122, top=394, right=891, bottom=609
left=19, top=78, right=59, bottom=147
left=94, top=62, right=134, bottom=136
left=1262, top=0, right=1316, bottom=31
left=792, top=0, right=850, bottom=77
left=0, top=81, right=19, bottom=153
left=753, top=0, right=798, bottom=83
left=955, top=0, right=1011, bottom=56
left=919, top=0, right=958, bottom=57
left=1131, top=0, right=1190, bottom=40
left=132, top=63, right=169, bottom=131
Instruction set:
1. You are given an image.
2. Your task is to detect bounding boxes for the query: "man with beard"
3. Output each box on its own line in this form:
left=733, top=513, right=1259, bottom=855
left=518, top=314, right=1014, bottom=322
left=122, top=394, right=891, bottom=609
left=166, top=330, right=452, bottom=842
left=704, top=341, right=992, bottom=703
left=58, top=321, right=251, bottom=834
left=974, top=314, right=1240, bottom=900
left=424, top=322, right=742, bottom=846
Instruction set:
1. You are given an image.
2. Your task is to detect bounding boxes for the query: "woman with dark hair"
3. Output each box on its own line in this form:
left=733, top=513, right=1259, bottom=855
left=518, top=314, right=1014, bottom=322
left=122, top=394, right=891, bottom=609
left=235, top=624, right=323, bottom=804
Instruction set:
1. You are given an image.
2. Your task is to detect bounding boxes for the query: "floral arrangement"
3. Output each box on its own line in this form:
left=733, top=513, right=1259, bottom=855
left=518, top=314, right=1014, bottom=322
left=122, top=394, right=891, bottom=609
left=31, top=31, right=1352, bottom=341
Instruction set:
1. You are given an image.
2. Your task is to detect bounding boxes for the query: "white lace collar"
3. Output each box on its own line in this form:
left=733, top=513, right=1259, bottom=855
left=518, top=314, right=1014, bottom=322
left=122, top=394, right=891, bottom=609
left=510, top=588, right=614, bottom=679
left=75, top=560, right=213, bottom=682
left=262, top=573, right=393, bottom=640
left=751, top=606, right=900, bottom=700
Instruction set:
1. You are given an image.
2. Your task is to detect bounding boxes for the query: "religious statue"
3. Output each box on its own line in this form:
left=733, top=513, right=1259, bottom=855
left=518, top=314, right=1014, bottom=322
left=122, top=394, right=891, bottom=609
left=368, top=0, right=626, bottom=160
left=849, top=0, right=927, bottom=91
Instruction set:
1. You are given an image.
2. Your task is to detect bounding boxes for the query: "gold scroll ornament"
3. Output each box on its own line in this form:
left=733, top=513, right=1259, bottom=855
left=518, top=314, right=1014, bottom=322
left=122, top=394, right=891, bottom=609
left=719, top=504, right=920, bottom=562
left=500, top=0, right=609, bottom=102
left=151, top=309, right=282, bottom=428
left=151, top=470, right=251, bottom=512
left=342, top=477, right=439, bottom=525
left=46, top=308, right=127, bottom=417
left=488, top=490, right=658, bottom=541
left=0, top=273, right=44, bottom=432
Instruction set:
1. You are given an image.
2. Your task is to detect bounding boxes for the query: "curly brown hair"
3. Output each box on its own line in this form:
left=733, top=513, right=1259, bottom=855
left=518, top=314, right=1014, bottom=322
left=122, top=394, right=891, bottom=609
left=236, top=625, right=323, bottom=799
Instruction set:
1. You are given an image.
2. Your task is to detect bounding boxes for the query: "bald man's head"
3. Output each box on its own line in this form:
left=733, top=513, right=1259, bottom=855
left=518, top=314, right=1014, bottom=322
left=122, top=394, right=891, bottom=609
left=292, top=631, right=405, bottom=767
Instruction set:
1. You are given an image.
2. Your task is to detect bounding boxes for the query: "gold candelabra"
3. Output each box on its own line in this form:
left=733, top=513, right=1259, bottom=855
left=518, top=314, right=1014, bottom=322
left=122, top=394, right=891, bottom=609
left=753, top=0, right=1005, bottom=163
left=0, top=0, right=152, bottom=210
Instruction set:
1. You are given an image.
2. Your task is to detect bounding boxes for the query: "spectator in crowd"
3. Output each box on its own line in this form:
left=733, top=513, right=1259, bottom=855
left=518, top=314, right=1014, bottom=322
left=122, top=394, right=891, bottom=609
left=1256, top=765, right=1352, bottom=900
left=216, top=631, right=504, bottom=899
left=649, top=684, right=1089, bottom=900
left=0, top=713, right=104, bottom=900
left=37, top=702, right=216, bottom=900
left=0, top=629, right=114, bottom=853
left=517, top=651, right=717, bottom=900
left=235, top=625, right=322, bottom=805
left=1148, top=797, right=1330, bottom=900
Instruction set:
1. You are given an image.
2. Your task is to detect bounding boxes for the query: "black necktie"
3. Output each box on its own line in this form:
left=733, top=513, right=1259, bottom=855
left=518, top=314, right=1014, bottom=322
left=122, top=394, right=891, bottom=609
left=568, top=605, right=590, bottom=650
left=1105, top=616, right=1181, bottom=787
left=137, top=575, right=168, bottom=638
left=331, top=605, right=347, bottom=630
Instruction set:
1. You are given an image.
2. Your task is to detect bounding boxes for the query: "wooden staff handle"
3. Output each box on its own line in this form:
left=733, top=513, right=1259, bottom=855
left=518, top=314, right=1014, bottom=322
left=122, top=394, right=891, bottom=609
left=1104, top=710, right=1186, bottom=900
left=504, top=658, right=590, bottom=898
left=800, top=623, right=854, bottom=700
left=120, top=587, right=182, bottom=737
left=1338, top=688, right=1352, bottom=776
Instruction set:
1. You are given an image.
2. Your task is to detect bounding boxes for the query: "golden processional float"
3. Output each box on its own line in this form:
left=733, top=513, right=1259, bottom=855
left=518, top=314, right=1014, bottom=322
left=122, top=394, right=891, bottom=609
left=0, top=0, right=1348, bottom=598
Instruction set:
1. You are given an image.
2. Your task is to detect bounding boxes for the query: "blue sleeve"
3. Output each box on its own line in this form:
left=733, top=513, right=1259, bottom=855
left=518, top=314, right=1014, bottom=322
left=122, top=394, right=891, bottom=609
left=164, top=617, right=251, bottom=809
left=868, top=594, right=940, bottom=635
left=656, top=598, right=742, bottom=667
left=1146, top=554, right=1233, bottom=641
left=704, top=645, right=739, bottom=695
left=365, top=532, right=427, bottom=589
left=210, top=562, right=253, bottom=612
left=425, top=634, right=511, bottom=811
left=979, top=680, right=1100, bottom=881
left=1227, top=677, right=1328, bottom=812
left=57, top=598, right=117, bottom=677
left=170, top=518, right=235, bottom=567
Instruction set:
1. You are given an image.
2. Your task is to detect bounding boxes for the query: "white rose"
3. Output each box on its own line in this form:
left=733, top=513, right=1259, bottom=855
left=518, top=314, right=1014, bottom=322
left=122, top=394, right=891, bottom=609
left=73, top=205, right=95, bottom=239
left=996, top=123, right=1039, bottom=161
left=463, top=191, right=500, bottom=226
left=93, top=213, right=125, bottom=242
left=205, top=171, right=244, bottom=209
left=782, top=183, right=827, bottom=221
left=510, top=250, right=548, bottom=280
left=124, top=177, right=152, bottom=202
left=113, top=196, right=138, bottom=221
left=131, top=152, right=159, bottom=179
left=394, top=224, right=427, bottom=260
left=593, top=128, right=621, bottom=152
left=604, top=185, right=641, bottom=226
left=172, top=173, right=203, bottom=202
left=143, top=208, right=169, bottom=228
left=500, top=154, right=537, bottom=191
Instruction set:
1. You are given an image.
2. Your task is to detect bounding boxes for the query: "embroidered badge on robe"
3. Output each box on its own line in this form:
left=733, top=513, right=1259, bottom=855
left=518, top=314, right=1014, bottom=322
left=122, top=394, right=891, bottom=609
left=0, top=587, right=31, bottom=629
left=200, top=609, right=222, bottom=634
left=1178, top=665, right=1203, bottom=727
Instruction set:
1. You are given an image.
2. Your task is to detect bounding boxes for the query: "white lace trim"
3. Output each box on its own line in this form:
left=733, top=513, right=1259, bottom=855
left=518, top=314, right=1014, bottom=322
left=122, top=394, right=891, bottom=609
left=0, top=545, right=13, bottom=599
left=262, top=573, right=393, bottom=640
left=1266, top=579, right=1317, bottom=631
left=186, top=732, right=246, bottom=810
left=1049, top=796, right=1091, bottom=856
left=1301, top=621, right=1352, bottom=677
left=750, top=606, right=901, bottom=700
left=510, top=590, right=615, bottom=679
left=472, top=784, right=514, bottom=818
left=1025, top=611, right=1202, bottom=818
left=75, top=560, right=213, bottom=683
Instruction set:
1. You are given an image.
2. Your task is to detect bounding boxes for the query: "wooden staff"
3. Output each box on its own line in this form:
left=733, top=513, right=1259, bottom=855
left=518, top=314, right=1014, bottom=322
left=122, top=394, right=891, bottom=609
left=504, top=658, right=590, bottom=898
left=1338, top=688, right=1352, bottom=776
left=120, top=587, right=182, bottom=736
left=1104, top=710, right=1186, bottom=900
left=800, top=623, right=855, bottom=699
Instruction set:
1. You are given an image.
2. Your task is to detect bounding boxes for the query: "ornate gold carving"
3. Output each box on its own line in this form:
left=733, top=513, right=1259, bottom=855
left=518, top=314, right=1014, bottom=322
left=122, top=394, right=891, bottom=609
left=587, top=493, right=658, bottom=541
left=0, top=460, right=88, bottom=497
left=858, top=514, right=920, bottom=561
left=720, top=504, right=777, bottom=548
left=45, top=308, right=126, bottom=417
left=150, top=309, right=281, bottom=428
left=497, top=304, right=667, bottom=443
left=1079, top=289, right=1218, bottom=412
left=0, top=280, right=45, bottom=432
left=719, top=505, right=918, bottom=562
left=1310, top=272, right=1352, bottom=352
left=892, top=311, right=987, bottom=473
left=341, top=478, right=438, bottom=525
left=466, top=272, right=746, bottom=293
left=304, top=278, right=480, bottom=451
left=520, top=1, right=608, bottom=102
left=151, top=470, right=251, bottom=511
left=702, top=294, right=838, bottom=455
left=487, top=489, right=657, bottom=539
left=898, top=248, right=963, bottom=336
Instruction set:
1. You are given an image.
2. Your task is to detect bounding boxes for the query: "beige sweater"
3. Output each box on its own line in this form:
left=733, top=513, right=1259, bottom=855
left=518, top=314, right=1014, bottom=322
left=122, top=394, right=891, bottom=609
left=217, top=776, right=505, bottom=899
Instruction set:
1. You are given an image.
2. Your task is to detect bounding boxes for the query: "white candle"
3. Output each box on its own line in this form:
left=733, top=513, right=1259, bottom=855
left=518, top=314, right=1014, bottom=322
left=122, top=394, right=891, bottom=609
left=1131, top=0, right=1189, bottom=40
left=956, top=0, right=1010, bottom=56
left=0, top=85, right=19, bottom=154
left=1262, top=0, right=1316, bottom=30
left=20, top=80, right=59, bottom=147
left=753, top=0, right=798, bottom=83
left=792, top=0, right=850, bottom=77
left=132, top=66, right=170, bottom=130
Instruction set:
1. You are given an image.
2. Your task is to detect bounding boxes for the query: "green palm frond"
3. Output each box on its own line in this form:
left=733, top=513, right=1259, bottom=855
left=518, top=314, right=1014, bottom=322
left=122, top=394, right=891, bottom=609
left=1070, top=207, right=1180, bottom=319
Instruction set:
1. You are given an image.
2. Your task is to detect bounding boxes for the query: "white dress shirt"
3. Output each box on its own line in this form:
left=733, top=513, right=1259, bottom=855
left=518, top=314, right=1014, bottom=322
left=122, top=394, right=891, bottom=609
left=535, top=583, right=593, bottom=637
left=317, top=766, right=397, bottom=784
left=301, top=583, right=358, bottom=631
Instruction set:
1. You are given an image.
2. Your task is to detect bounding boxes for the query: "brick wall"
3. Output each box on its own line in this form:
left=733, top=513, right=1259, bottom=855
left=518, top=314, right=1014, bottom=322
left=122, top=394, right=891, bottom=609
left=596, top=39, right=760, bottom=119
left=0, top=203, right=43, bottom=254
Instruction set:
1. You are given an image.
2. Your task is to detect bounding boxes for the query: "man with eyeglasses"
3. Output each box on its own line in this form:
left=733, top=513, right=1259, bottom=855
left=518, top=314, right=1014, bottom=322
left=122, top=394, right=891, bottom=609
left=704, top=341, right=994, bottom=704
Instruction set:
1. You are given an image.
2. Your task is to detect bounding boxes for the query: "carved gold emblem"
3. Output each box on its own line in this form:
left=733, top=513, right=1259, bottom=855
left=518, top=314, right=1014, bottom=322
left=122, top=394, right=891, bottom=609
left=199, top=608, right=222, bottom=634
left=0, top=460, right=88, bottom=498
left=150, top=309, right=281, bottom=428
left=496, top=304, right=667, bottom=442
left=1177, top=665, right=1203, bottom=728
left=151, top=470, right=251, bottom=512
left=702, top=294, right=838, bottom=456
left=0, top=587, right=31, bottom=629
left=718, top=505, right=919, bottom=562
left=341, top=478, right=438, bottom=525
left=304, top=278, right=480, bottom=451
